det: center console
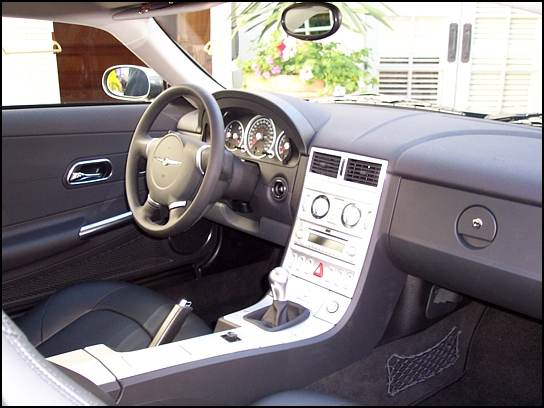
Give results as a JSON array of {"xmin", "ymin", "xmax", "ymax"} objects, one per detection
[
  {"xmin": 48, "ymin": 147, "xmax": 389, "ymax": 397},
  {"xmin": 280, "ymin": 147, "xmax": 388, "ymax": 323}
]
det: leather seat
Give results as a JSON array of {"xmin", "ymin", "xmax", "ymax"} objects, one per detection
[{"xmin": 14, "ymin": 280, "xmax": 212, "ymax": 358}]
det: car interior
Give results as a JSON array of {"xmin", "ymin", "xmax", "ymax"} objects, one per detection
[{"xmin": 2, "ymin": 2, "xmax": 542, "ymax": 406}]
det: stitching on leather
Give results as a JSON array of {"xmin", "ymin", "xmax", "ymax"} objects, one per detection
[
  {"xmin": 95, "ymin": 284, "xmax": 174, "ymax": 338},
  {"xmin": 40, "ymin": 282, "xmax": 172, "ymax": 348},
  {"xmin": 2, "ymin": 313, "xmax": 101, "ymax": 406},
  {"xmin": 90, "ymin": 282, "xmax": 131, "ymax": 311},
  {"xmin": 38, "ymin": 292, "xmax": 56, "ymax": 347},
  {"xmin": 41, "ymin": 282, "xmax": 131, "ymax": 344}
]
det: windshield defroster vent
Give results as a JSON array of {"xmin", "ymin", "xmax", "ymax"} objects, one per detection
[
  {"xmin": 310, "ymin": 152, "xmax": 341, "ymax": 178},
  {"xmin": 344, "ymin": 159, "xmax": 382, "ymax": 187}
]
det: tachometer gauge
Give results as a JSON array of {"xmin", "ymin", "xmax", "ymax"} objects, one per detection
[
  {"xmin": 245, "ymin": 116, "xmax": 276, "ymax": 159},
  {"xmin": 224, "ymin": 120, "xmax": 244, "ymax": 151},
  {"xmin": 275, "ymin": 131, "xmax": 292, "ymax": 162}
]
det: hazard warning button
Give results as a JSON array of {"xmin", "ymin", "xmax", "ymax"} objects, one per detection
[{"xmin": 313, "ymin": 263, "xmax": 324, "ymax": 278}]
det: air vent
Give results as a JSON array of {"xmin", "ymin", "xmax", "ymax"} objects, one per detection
[
  {"xmin": 310, "ymin": 152, "xmax": 341, "ymax": 178},
  {"xmin": 344, "ymin": 159, "xmax": 382, "ymax": 187}
]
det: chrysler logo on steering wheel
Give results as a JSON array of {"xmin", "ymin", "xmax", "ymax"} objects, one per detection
[{"xmin": 154, "ymin": 157, "xmax": 182, "ymax": 166}]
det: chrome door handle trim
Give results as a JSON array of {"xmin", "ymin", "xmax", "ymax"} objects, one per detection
[
  {"xmin": 79, "ymin": 211, "xmax": 133, "ymax": 239},
  {"xmin": 66, "ymin": 159, "xmax": 113, "ymax": 185}
]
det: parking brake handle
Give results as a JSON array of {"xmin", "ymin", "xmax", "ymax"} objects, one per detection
[{"xmin": 149, "ymin": 299, "xmax": 193, "ymax": 347}]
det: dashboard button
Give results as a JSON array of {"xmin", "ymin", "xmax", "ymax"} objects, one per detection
[{"xmin": 326, "ymin": 301, "xmax": 339, "ymax": 313}]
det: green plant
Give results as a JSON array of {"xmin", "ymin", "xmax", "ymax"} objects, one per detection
[
  {"xmin": 230, "ymin": 2, "xmax": 395, "ymax": 42},
  {"xmin": 240, "ymin": 30, "xmax": 377, "ymax": 96}
]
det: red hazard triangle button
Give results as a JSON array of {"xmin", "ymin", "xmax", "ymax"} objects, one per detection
[{"xmin": 313, "ymin": 263, "xmax": 324, "ymax": 278}]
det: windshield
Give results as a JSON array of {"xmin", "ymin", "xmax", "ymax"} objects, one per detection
[{"xmin": 155, "ymin": 2, "xmax": 542, "ymax": 117}]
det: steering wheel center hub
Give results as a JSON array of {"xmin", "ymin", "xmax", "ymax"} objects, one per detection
[{"xmin": 150, "ymin": 134, "xmax": 184, "ymax": 189}]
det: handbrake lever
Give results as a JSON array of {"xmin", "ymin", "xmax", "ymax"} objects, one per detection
[{"xmin": 149, "ymin": 299, "xmax": 193, "ymax": 347}]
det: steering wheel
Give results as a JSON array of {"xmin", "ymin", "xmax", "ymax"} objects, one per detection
[{"xmin": 126, "ymin": 84, "xmax": 224, "ymax": 239}]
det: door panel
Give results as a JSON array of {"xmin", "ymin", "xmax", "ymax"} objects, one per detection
[{"xmin": 2, "ymin": 102, "xmax": 218, "ymax": 315}]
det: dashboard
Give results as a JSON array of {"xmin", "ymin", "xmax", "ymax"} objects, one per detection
[{"xmin": 194, "ymin": 89, "xmax": 542, "ymax": 322}]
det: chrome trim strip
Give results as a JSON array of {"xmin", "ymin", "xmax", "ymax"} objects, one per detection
[
  {"xmin": 79, "ymin": 211, "xmax": 133, "ymax": 239},
  {"xmin": 168, "ymin": 201, "xmax": 187, "ymax": 210},
  {"xmin": 196, "ymin": 145, "xmax": 210, "ymax": 175},
  {"xmin": 147, "ymin": 195, "xmax": 161, "ymax": 208}
]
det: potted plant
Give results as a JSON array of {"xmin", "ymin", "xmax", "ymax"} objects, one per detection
[{"xmin": 240, "ymin": 30, "xmax": 377, "ymax": 97}]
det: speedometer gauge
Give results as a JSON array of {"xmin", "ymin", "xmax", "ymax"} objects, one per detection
[
  {"xmin": 245, "ymin": 116, "xmax": 276, "ymax": 159},
  {"xmin": 224, "ymin": 120, "xmax": 244, "ymax": 151}
]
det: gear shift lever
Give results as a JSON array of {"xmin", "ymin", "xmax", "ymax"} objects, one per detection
[
  {"xmin": 269, "ymin": 266, "xmax": 289, "ymax": 301},
  {"xmin": 243, "ymin": 266, "xmax": 309, "ymax": 331}
]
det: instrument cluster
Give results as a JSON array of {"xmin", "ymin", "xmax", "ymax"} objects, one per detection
[{"xmin": 223, "ymin": 113, "xmax": 293, "ymax": 163}]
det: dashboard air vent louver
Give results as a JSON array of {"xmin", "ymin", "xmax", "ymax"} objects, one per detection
[
  {"xmin": 310, "ymin": 152, "xmax": 341, "ymax": 178},
  {"xmin": 344, "ymin": 159, "xmax": 382, "ymax": 187}
]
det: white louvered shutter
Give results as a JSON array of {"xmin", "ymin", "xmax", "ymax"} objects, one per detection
[
  {"xmin": 375, "ymin": 2, "xmax": 542, "ymax": 115},
  {"xmin": 462, "ymin": 3, "xmax": 542, "ymax": 115},
  {"xmin": 376, "ymin": 2, "xmax": 462, "ymax": 105}
]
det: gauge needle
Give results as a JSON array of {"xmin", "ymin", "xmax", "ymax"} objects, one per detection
[{"xmin": 250, "ymin": 132, "xmax": 262, "ymax": 148}]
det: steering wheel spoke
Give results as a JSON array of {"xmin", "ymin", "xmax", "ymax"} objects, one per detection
[
  {"xmin": 134, "ymin": 198, "xmax": 163, "ymax": 224},
  {"xmin": 126, "ymin": 85, "xmax": 225, "ymax": 238}
]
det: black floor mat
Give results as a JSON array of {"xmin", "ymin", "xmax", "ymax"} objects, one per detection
[
  {"xmin": 418, "ymin": 306, "xmax": 542, "ymax": 406},
  {"xmin": 303, "ymin": 302, "xmax": 542, "ymax": 406},
  {"xmin": 304, "ymin": 301, "xmax": 486, "ymax": 405}
]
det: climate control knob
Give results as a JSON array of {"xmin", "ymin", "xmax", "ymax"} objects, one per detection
[
  {"xmin": 342, "ymin": 203, "xmax": 361, "ymax": 227},
  {"xmin": 311, "ymin": 195, "xmax": 330, "ymax": 219}
]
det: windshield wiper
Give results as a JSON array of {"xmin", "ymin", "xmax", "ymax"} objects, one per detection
[
  {"xmin": 312, "ymin": 92, "xmax": 486, "ymax": 117},
  {"xmin": 484, "ymin": 112, "xmax": 542, "ymax": 127}
]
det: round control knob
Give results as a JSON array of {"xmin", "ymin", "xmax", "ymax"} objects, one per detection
[
  {"xmin": 346, "ymin": 245, "xmax": 357, "ymax": 257},
  {"xmin": 311, "ymin": 195, "xmax": 330, "ymax": 219},
  {"xmin": 296, "ymin": 229, "xmax": 305, "ymax": 239},
  {"xmin": 271, "ymin": 178, "xmax": 288, "ymax": 200},
  {"xmin": 326, "ymin": 301, "xmax": 339, "ymax": 313},
  {"xmin": 342, "ymin": 203, "xmax": 361, "ymax": 228}
]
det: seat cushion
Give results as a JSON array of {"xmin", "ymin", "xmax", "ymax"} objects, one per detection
[{"xmin": 15, "ymin": 280, "xmax": 212, "ymax": 358}]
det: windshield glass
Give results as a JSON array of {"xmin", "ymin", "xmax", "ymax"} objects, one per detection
[{"xmin": 155, "ymin": 2, "xmax": 542, "ymax": 117}]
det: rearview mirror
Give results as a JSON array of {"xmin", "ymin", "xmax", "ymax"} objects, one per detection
[
  {"xmin": 102, "ymin": 65, "xmax": 164, "ymax": 101},
  {"xmin": 281, "ymin": 2, "xmax": 342, "ymax": 41}
]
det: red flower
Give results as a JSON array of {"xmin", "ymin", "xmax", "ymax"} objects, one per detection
[{"xmin": 277, "ymin": 43, "xmax": 286, "ymax": 52}]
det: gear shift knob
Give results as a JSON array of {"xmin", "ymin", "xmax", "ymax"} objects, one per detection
[{"xmin": 269, "ymin": 267, "xmax": 289, "ymax": 301}]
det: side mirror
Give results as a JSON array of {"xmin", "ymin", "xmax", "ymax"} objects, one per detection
[
  {"xmin": 281, "ymin": 2, "xmax": 342, "ymax": 41},
  {"xmin": 102, "ymin": 65, "xmax": 164, "ymax": 101}
]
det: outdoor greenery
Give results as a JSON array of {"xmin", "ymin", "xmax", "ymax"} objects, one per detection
[
  {"xmin": 240, "ymin": 30, "xmax": 377, "ymax": 96},
  {"xmin": 232, "ymin": 2, "xmax": 395, "ymax": 96},
  {"xmin": 230, "ymin": 2, "xmax": 394, "ymax": 41}
]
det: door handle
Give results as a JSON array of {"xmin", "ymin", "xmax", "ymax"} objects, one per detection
[
  {"xmin": 447, "ymin": 23, "xmax": 458, "ymax": 62},
  {"xmin": 66, "ymin": 159, "xmax": 113, "ymax": 186},
  {"xmin": 461, "ymin": 23, "xmax": 472, "ymax": 63}
]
